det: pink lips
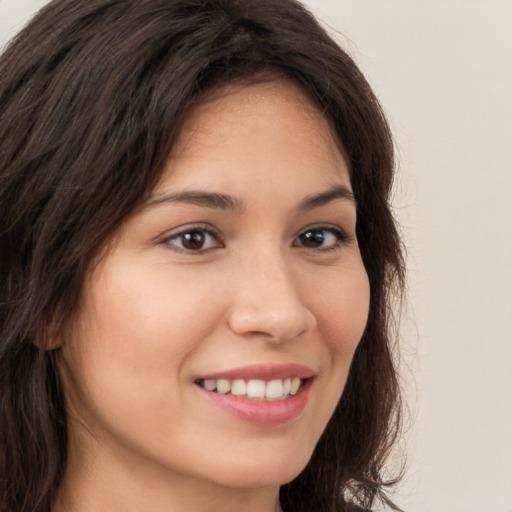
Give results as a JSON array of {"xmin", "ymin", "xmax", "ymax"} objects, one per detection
[
  {"xmin": 195, "ymin": 364, "xmax": 314, "ymax": 426},
  {"xmin": 197, "ymin": 363, "xmax": 314, "ymax": 381}
]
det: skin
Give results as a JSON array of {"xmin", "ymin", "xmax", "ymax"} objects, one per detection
[{"xmin": 54, "ymin": 79, "xmax": 370, "ymax": 512}]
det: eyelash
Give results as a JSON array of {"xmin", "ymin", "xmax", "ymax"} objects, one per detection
[
  {"xmin": 162, "ymin": 224, "xmax": 222, "ymax": 255},
  {"xmin": 293, "ymin": 225, "xmax": 352, "ymax": 252},
  {"xmin": 161, "ymin": 224, "xmax": 352, "ymax": 254}
]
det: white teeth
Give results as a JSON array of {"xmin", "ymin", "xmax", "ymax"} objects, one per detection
[
  {"xmin": 265, "ymin": 379, "xmax": 284, "ymax": 399},
  {"xmin": 198, "ymin": 377, "xmax": 305, "ymax": 400},
  {"xmin": 216, "ymin": 379, "xmax": 231, "ymax": 394},
  {"xmin": 231, "ymin": 379, "xmax": 247, "ymax": 396},
  {"xmin": 283, "ymin": 378, "xmax": 291, "ymax": 396},
  {"xmin": 290, "ymin": 378, "xmax": 301, "ymax": 396},
  {"xmin": 247, "ymin": 379, "xmax": 266, "ymax": 399},
  {"xmin": 203, "ymin": 380, "xmax": 217, "ymax": 391}
]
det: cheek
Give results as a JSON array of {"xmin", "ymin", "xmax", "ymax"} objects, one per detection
[
  {"xmin": 316, "ymin": 264, "xmax": 370, "ymax": 353},
  {"xmin": 309, "ymin": 261, "xmax": 370, "ymax": 425},
  {"xmin": 85, "ymin": 259, "xmax": 224, "ymax": 363},
  {"xmin": 59, "ymin": 260, "xmax": 227, "ymax": 448},
  {"xmin": 62, "ymin": 265, "xmax": 236, "ymax": 443},
  {"xmin": 283, "ymin": 263, "xmax": 370, "ymax": 458}
]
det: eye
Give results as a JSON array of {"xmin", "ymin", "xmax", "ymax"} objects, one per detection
[
  {"xmin": 163, "ymin": 226, "xmax": 222, "ymax": 253},
  {"xmin": 294, "ymin": 226, "xmax": 350, "ymax": 250}
]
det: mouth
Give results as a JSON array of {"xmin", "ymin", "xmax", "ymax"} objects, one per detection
[
  {"xmin": 195, "ymin": 377, "xmax": 307, "ymax": 401},
  {"xmin": 194, "ymin": 364, "xmax": 314, "ymax": 425}
]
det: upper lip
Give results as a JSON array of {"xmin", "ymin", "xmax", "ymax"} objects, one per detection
[{"xmin": 197, "ymin": 363, "xmax": 315, "ymax": 381}]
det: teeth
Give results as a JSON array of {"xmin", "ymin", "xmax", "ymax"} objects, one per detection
[
  {"xmin": 203, "ymin": 380, "xmax": 217, "ymax": 391},
  {"xmin": 247, "ymin": 379, "xmax": 266, "ymax": 398},
  {"xmin": 197, "ymin": 377, "xmax": 305, "ymax": 400},
  {"xmin": 265, "ymin": 379, "xmax": 283, "ymax": 399},
  {"xmin": 231, "ymin": 379, "xmax": 247, "ymax": 396},
  {"xmin": 290, "ymin": 377, "xmax": 301, "ymax": 396},
  {"xmin": 216, "ymin": 379, "xmax": 231, "ymax": 394}
]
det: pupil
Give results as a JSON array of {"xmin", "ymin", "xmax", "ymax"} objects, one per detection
[
  {"xmin": 301, "ymin": 230, "xmax": 324, "ymax": 247},
  {"xmin": 182, "ymin": 231, "xmax": 205, "ymax": 250}
]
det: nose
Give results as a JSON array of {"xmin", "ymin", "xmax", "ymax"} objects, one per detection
[{"xmin": 226, "ymin": 250, "xmax": 317, "ymax": 343}]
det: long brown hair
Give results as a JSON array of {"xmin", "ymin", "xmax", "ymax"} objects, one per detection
[{"xmin": 0, "ymin": 1, "xmax": 405, "ymax": 511}]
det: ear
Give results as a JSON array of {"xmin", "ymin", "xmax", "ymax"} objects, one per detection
[
  {"xmin": 44, "ymin": 335, "xmax": 63, "ymax": 351},
  {"xmin": 33, "ymin": 332, "xmax": 62, "ymax": 351},
  {"xmin": 32, "ymin": 314, "xmax": 64, "ymax": 351}
]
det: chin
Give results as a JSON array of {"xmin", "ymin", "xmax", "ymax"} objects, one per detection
[{"xmin": 196, "ymin": 440, "xmax": 314, "ymax": 490}]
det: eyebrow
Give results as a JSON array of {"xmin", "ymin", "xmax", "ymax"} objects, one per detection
[
  {"xmin": 142, "ymin": 184, "xmax": 355, "ymax": 212},
  {"xmin": 298, "ymin": 185, "xmax": 356, "ymax": 211},
  {"xmin": 142, "ymin": 191, "xmax": 245, "ymax": 212}
]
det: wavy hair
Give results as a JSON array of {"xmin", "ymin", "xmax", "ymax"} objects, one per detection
[{"xmin": 0, "ymin": 1, "xmax": 405, "ymax": 511}]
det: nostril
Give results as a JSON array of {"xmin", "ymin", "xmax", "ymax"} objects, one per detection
[{"xmin": 227, "ymin": 305, "xmax": 316, "ymax": 343}]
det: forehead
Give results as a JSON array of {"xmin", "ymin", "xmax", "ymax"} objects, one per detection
[
  {"xmin": 162, "ymin": 79, "xmax": 350, "ymax": 193},
  {"xmin": 155, "ymin": 79, "xmax": 350, "ymax": 197}
]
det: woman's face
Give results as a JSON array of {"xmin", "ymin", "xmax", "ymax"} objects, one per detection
[{"xmin": 59, "ymin": 80, "xmax": 370, "ymax": 493}]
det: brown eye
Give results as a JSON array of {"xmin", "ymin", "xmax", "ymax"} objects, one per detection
[
  {"xmin": 181, "ymin": 230, "xmax": 207, "ymax": 250},
  {"xmin": 165, "ymin": 227, "xmax": 221, "ymax": 253},
  {"xmin": 298, "ymin": 230, "xmax": 327, "ymax": 248},
  {"xmin": 295, "ymin": 227, "xmax": 349, "ymax": 250}
]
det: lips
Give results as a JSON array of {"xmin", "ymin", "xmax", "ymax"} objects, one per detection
[
  {"xmin": 196, "ymin": 363, "xmax": 314, "ymax": 381},
  {"xmin": 194, "ymin": 364, "xmax": 314, "ymax": 425}
]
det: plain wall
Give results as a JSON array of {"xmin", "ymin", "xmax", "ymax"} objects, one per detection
[{"xmin": 1, "ymin": 1, "xmax": 511, "ymax": 511}]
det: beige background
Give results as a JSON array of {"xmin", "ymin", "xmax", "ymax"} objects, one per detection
[{"xmin": 1, "ymin": 1, "xmax": 511, "ymax": 511}]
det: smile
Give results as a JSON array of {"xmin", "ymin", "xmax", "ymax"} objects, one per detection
[
  {"xmin": 194, "ymin": 364, "xmax": 314, "ymax": 425},
  {"xmin": 195, "ymin": 377, "xmax": 304, "ymax": 400}
]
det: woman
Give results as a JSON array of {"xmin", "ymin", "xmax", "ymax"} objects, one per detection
[{"xmin": 0, "ymin": 1, "xmax": 404, "ymax": 511}]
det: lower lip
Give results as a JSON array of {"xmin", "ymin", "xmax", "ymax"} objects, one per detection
[{"xmin": 196, "ymin": 380, "xmax": 312, "ymax": 426}]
